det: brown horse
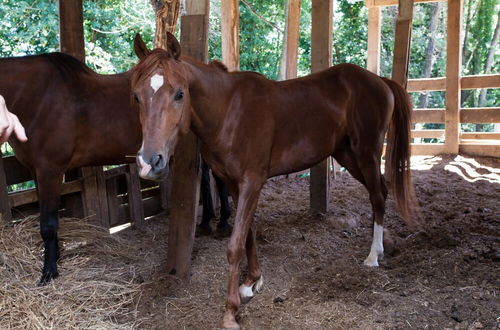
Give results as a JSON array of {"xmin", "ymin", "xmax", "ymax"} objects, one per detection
[
  {"xmin": 132, "ymin": 32, "xmax": 417, "ymax": 329},
  {"xmin": 0, "ymin": 52, "xmax": 142, "ymax": 283}
]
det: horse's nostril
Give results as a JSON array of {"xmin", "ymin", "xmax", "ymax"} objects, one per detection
[{"xmin": 151, "ymin": 154, "xmax": 164, "ymax": 169}]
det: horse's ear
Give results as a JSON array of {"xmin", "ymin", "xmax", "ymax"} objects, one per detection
[
  {"xmin": 134, "ymin": 33, "xmax": 150, "ymax": 59},
  {"xmin": 166, "ymin": 32, "xmax": 181, "ymax": 60}
]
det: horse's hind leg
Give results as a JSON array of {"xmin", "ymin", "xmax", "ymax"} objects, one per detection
[
  {"xmin": 214, "ymin": 174, "xmax": 232, "ymax": 235},
  {"xmin": 36, "ymin": 168, "xmax": 64, "ymax": 284},
  {"xmin": 357, "ymin": 154, "xmax": 388, "ymax": 267},
  {"xmin": 333, "ymin": 147, "xmax": 388, "ymax": 267}
]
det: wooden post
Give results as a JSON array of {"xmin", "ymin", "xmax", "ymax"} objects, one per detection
[
  {"xmin": 310, "ymin": 0, "xmax": 333, "ymax": 214},
  {"xmin": 445, "ymin": 0, "xmax": 462, "ymax": 154},
  {"xmin": 286, "ymin": 0, "xmax": 302, "ymax": 79},
  {"xmin": 221, "ymin": 0, "xmax": 240, "ymax": 71},
  {"xmin": 0, "ymin": 156, "xmax": 12, "ymax": 223},
  {"xmin": 151, "ymin": 0, "xmax": 181, "ymax": 49},
  {"xmin": 366, "ymin": 1, "xmax": 381, "ymax": 74},
  {"xmin": 126, "ymin": 164, "xmax": 145, "ymax": 228},
  {"xmin": 59, "ymin": 0, "xmax": 107, "ymax": 224},
  {"xmin": 156, "ymin": 0, "xmax": 206, "ymax": 280},
  {"xmin": 391, "ymin": 0, "xmax": 414, "ymax": 87}
]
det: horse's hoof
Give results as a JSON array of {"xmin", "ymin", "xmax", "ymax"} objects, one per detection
[
  {"xmin": 215, "ymin": 223, "xmax": 233, "ymax": 238},
  {"xmin": 219, "ymin": 312, "xmax": 240, "ymax": 330},
  {"xmin": 239, "ymin": 275, "xmax": 264, "ymax": 304},
  {"xmin": 38, "ymin": 271, "xmax": 59, "ymax": 286},
  {"xmin": 196, "ymin": 224, "xmax": 213, "ymax": 237},
  {"xmin": 363, "ymin": 258, "xmax": 379, "ymax": 267}
]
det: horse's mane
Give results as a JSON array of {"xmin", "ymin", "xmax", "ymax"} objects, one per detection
[
  {"xmin": 41, "ymin": 52, "xmax": 93, "ymax": 80},
  {"xmin": 131, "ymin": 48, "xmax": 172, "ymax": 88}
]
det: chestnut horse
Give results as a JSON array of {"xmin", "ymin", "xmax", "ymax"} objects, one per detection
[
  {"xmin": 132, "ymin": 33, "xmax": 417, "ymax": 329},
  {"xmin": 0, "ymin": 52, "xmax": 230, "ymax": 284}
]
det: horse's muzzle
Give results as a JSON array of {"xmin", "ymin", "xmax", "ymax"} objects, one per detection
[{"xmin": 137, "ymin": 152, "xmax": 169, "ymax": 181}]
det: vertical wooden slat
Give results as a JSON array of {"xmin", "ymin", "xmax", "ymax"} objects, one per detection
[
  {"xmin": 105, "ymin": 177, "xmax": 119, "ymax": 227},
  {"xmin": 366, "ymin": 4, "xmax": 381, "ymax": 74},
  {"xmin": 95, "ymin": 167, "xmax": 110, "ymax": 228},
  {"xmin": 391, "ymin": 0, "xmax": 414, "ymax": 87},
  {"xmin": 163, "ymin": 0, "xmax": 207, "ymax": 280},
  {"xmin": 445, "ymin": 0, "xmax": 462, "ymax": 154},
  {"xmin": 0, "ymin": 156, "xmax": 12, "ymax": 223},
  {"xmin": 221, "ymin": 0, "xmax": 240, "ymax": 71},
  {"xmin": 286, "ymin": 0, "xmax": 302, "ymax": 79},
  {"xmin": 310, "ymin": 0, "xmax": 333, "ymax": 214},
  {"xmin": 151, "ymin": 0, "xmax": 181, "ymax": 49},
  {"xmin": 58, "ymin": 0, "xmax": 85, "ymax": 63},
  {"xmin": 126, "ymin": 164, "xmax": 145, "ymax": 228}
]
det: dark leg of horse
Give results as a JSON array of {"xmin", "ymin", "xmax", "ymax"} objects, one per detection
[
  {"xmin": 239, "ymin": 223, "xmax": 262, "ymax": 304},
  {"xmin": 36, "ymin": 169, "xmax": 64, "ymax": 284},
  {"xmin": 198, "ymin": 160, "xmax": 215, "ymax": 235},
  {"xmin": 221, "ymin": 177, "xmax": 263, "ymax": 329},
  {"xmin": 214, "ymin": 174, "xmax": 232, "ymax": 235}
]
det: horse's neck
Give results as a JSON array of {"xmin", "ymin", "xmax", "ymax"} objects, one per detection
[{"xmin": 184, "ymin": 61, "xmax": 235, "ymax": 146}]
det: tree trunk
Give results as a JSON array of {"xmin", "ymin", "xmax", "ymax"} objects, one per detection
[
  {"xmin": 151, "ymin": 0, "xmax": 181, "ymax": 48},
  {"xmin": 277, "ymin": 0, "xmax": 290, "ymax": 81},
  {"xmin": 418, "ymin": 2, "xmax": 442, "ymax": 109},
  {"xmin": 478, "ymin": 11, "xmax": 500, "ymax": 107}
]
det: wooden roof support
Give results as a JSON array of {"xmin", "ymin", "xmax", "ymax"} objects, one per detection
[
  {"xmin": 366, "ymin": 3, "xmax": 381, "ymax": 74},
  {"xmin": 221, "ymin": 0, "xmax": 240, "ymax": 71},
  {"xmin": 310, "ymin": 0, "xmax": 333, "ymax": 214},
  {"xmin": 444, "ymin": 0, "xmax": 462, "ymax": 154},
  {"xmin": 164, "ymin": 0, "xmax": 208, "ymax": 281},
  {"xmin": 59, "ymin": 0, "xmax": 111, "ymax": 227},
  {"xmin": 285, "ymin": 0, "xmax": 302, "ymax": 79},
  {"xmin": 391, "ymin": 0, "xmax": 414, "ymax": 87}
]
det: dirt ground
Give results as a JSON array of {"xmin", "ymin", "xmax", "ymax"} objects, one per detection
[
  {"xmin": 2, "ymin": 155, "xmax": 499, "ymax": 329},
  {"xmin": 124, "ymin": 155, "xmax": 499, "ymax": 329}
]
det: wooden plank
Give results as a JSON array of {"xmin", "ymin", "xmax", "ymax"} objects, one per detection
[
  {"xmin": 0, "ymin": 156, "xmax": 12, "ymax": 222},
  {"xmin": 461, "ymin": 132, "xmax": 500, "ymax": 140},
  {"xmin": 460, "ymin": 108, "xmax": 500, "ymax": 123},
  {"xmin": 407, "ymin": 77, "xmax": 446, "ymax": 92},
  {"xmin": 391, "ymin": 0, "xmax": 414, "ymax": 88},
  {"xmin": 106, "ymin": 177, "xmax": 120, "ymax": 227},
  {"xmin": 285, "ymin": 0, "xmax": 302, "ymax": 79},
  {"xmin": 221, "ymin": 0, "xmax": 240, "ymax": 71},
  {"xmin": 444, "ymin": 0, "xmax": 463, "ymax": 154},
  {"xmin": 162, "ymin": 2, "xmax": 206, "ymax": 280},
  {"xmin": 310, "ymin": 0, "xmax": 333, "ymax": 214},
  {"xmin": 412, "ymin": 109, "xmax": 445, "ymax": 123},
  {"xmin": 152, "ymin": 0, "xmax": 181, "ymax": 49},
  {"xmin": 9, "ymin": 179, "xmax": 83, "ymax": 208},
  {"xmin": 367, "ymin": 6, "xmax": 381, "ymax": 74},
  {"xmin": 3, "ymin": 155, "xmax": 32, "ymax": 185},
  {"xmin": 58, "ymin": 0, "xmax": 85, "ymax": 62},
  {"xmin": 459, "ymin": 144, "xmax": 500, "ymax": 157},
  {"xmin": 370, "ymin": 0, "xmax": 446, "ymax": 6},
  {"xmin": 104, "ymin": 165, "xmax": 128, "ymax": 179},
  {"xmin": 126, "ymin": 164, "xmax": 145, "ymax": 228},
  {"xmin": 410, "ymin": 144, "xmax": 446, "ymax": 155},
  {"xmin": 95, "ymin": 167, "xmax": 110, "ymax": 228},
  {"xmin": 461, "ymin": 74, "xmax": 500, "ymax": 90},
  {"xmin": 411, "ymin": 129, "xmax": 445, "ymax": 139}
]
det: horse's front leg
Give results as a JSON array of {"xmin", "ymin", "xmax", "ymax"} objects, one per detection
[
  {"xmin": 221, "ymin": 177, "xmax": 263, "ymax": 330},
  {"xmin": 36, "ymin": 168, "xmax": 64, "ymax": 285}
]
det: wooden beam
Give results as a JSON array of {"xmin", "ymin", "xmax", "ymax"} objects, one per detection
[
  {"xmin": 0, "ymin": 156, "xmax": 12, "ymax": 222},
  {"xmin": 310, "ymin": 0, "xmax": 333, "ymax": 214},
  {"xmin": 461, "ymin": 74, "xmax": 500, "ymax": 90},
  {"xmin": 444, "ymin": 0, "xmax": 462, "ymax": 154},
  {"xmin": 391, "ymin": 0, "xmax": 414, "ymax": 88},
  {"xmin": 459, "ymin": 144, "xmax": 500, "ymax": 157},
  {"xmin": 126, "ymin": 164, "xmax": 145, "ymax": 228},
  {"xmin": 221, "ymin": 0, "xmax": 240, "ymax": 71},
  {"xmin": 410, "ymin": 143, "xmax": 446, "ymax": 155},
  {"xmin": 460, "ymin": 108, "xmax": 500, "ymax": 123},
  {"xmin": 369, "ymin": 0, "xmax": 446, "ymax": 6},
  {"xmin": 407, "ymin": 77, "xmax": 446, "ymax": 92},
  {"xmin": 9, "ymin": 179, "xmax": 83, "ymax": 208},
  {"xmin": 163, "ymin": 0, "xmax": 207, "ymax": 280},
  {"xmin": 285, "ymin": 0, "xmax": 302, "ymax": 79},
  {"xmin": 151, "ymin": 0, "xmax": 181, "ymax": 49},
  {"xmin": 412, "ymin": 109, "xmax": 445, "ymax": 123},
  {"xmin": 58, "ymin": 0, "xmax": 85, "ymax": 62},
  {"xmin": 367, "ymin": 5, "xmax": 381, "ymax": 74},
  {"xmin": 461, "ymin": 132, "xmax": 500, "ymax": 140},
  {"xmin": 411, "ymin": 129, "xmax": 445, "ymax": 139}
]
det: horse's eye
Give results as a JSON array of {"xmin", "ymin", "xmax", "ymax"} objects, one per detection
[
  {"xmin": 174, "ymin": 89, "xmax": 184, "ymax": 101},
  {"xmin": 134, "ymin": 94, "xmax": 140, "ymax": 103}
]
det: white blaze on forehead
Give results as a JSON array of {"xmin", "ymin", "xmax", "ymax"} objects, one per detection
[{"xmin": 150, "ymin": 74, "xmax": 164, "ymax": 93}]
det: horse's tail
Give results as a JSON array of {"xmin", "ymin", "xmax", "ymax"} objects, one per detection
[{"xmin": 381, "ymin": 77, "xmax": 419, "ymax": 227}]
